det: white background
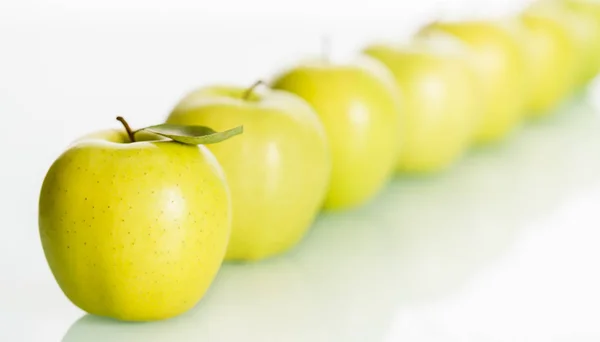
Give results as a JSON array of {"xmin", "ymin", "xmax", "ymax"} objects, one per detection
[{"xmin": 2, "ymin": 0, "xmax": 600, "ymax": 341}]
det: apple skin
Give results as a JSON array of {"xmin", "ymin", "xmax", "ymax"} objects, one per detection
[
  {"xmin": 167, "ymin": 86, "xmax": 331, "ymax": 261},
  {"xmin": 38, "ymin": 129, "xmax": 231, "ymax": 322},
  {"xmin": 512, "ymin": 14, "xmax": 576, "ymax": 116},
  {"xmin": 418, "ymin": 21, "xmax": 526, "ymax": 144},
  {"xmin": 271, "ymin": 57, "xmax": 401, "ymax": 210},
  {"xmin": 528, "ymin": 0, "xmax": 600, "ymax": 88},
  {"xmin": 363, "ymin": 42, "xmax": 479, "ymax": 173},
  {"xmin": 561, "ymin": 0, "xmax": 600, "ymax": 83}
]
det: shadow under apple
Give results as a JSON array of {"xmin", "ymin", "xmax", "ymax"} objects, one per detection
[{"xmin": 61, "ymin": 98, "xmax": 600, "ymax": 342}]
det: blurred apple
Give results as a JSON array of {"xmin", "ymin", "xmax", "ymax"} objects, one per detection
[
  {"xmin": 528, "ymin": 0, "xmax": 600, "ymax": 88},
  {"xmin": 564, "ymin": 0, "xmax": 600, "ymax": 25},
  {"xmin": 271, "ymin": 56, "xmax": 401, "ymax": 210},
  {"xmin": 363, "ymin": 38, "xmax": 480, "ymax": 173},
  {"xmin": 417, "ymin": 20, "xmax": 526, "ymax": 144},
  {"xmin": 167, "ymin": 84, "xmax": 331, "ymax": 261},
  {"xmin": 510, "ymin": 13, "xmax": 575, "ymax": 117},
  {"xmin": 563, "ymin": 0, "xmax": 600, "ymax": 81}
]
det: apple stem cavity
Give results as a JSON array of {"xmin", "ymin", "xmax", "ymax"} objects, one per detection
[
  {"xmin": 242, "ymin": 80, "xmax": 265, "ymax": 100},
  {"xmin": 116, "ymin": 116, "xmax": 136, "ymax": 143}
]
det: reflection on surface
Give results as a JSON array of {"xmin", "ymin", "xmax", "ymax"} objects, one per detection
[{"xmin": 62, "ymin": 98, "xmax": 600, "ymax": 342}]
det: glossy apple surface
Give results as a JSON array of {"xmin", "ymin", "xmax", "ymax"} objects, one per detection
[
  {"xmin": 418, "ymin": 21, "xmax": 526, "ymax": 144},
  {"xmin": 167, "ymin": 86, "xmax": 331, "ymax": 261},
  {"xmin": 271, "ymin": 57, "xmax": 401, "ymax": 210},
  {"xmin": 364, "ymin": 39, "xmax": 480, "ymax": 172},
  {"xmin": 39, "ymin": 129, "xmax": 231, "ymax": 321}
]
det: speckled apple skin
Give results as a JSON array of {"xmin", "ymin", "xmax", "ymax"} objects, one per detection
[{"xmin": 38, "ymin": 130, "xmax": 231, "ymax": 321}]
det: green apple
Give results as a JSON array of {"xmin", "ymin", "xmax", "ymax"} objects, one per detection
[
  {"xmin": 562, "ymin": 0, "xmax": 600, "ymax": 82},
  {"xmin": 270, "ymin": 56, "xmax": 401, "ymax": 210},
  {"xmin": 417, "ymin": 20, "xmax": 526, "ymax": 144},
  {"xmin": 528, "ymin": 0, "xmax": 600, "ymax": 88},
  {"xmin": 564, "ymin": 0, "xmax": 600, "ymax": 28},
  {"xmin": 39, "ymin": 118, "xmax": 241, "ymax": 321},
  {"xmin": 363, "ymin": 38, "xmax": 480, "ymax": 173},
  {"xmin": 167, "ymin": 84, "xmax": 331, "ymax": 261},
  {"xmin": 511, "ymin": 13, "xmax": 576, "ymax": 116}
]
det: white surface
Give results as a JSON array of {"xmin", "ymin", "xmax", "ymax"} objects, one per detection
[{"xmin": 2, "ymin": 0, "xmax": 600, "ymax": 341}]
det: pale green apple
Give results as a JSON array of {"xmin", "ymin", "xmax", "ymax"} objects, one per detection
[
  {"xmin": 364, "ymin": 38, "xmax": 480, "ymax": 173},
  {"xmin": 167, "ymin": 85, "xmax": 331, "ymax": 261},
  {"xmin": 511, "ymin": 13, "xmax": 576, "ymax": 116},
  {"xmin": 528, "ymin": 0, "xmax": 600, "ymax": 88},
  {"xmin": 562, "ymin": 0, "xmax": 600, "ymax": 81},
  {"xmin": 270, "ymin": 56, "xmax": 402, "ymax": 210},
  {"xmin": 564, "ymin": 0, "xmax": 600, "ymax": 28},
  {"xmin": 39, "ymin": 124, "xmax": 234, "ymax": 321},
  {"xmin": 418, "ymin": 20, "xmax": 526, "ymax": 144}
]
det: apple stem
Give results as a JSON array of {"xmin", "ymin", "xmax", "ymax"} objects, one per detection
[
  {"xmin": 116, "ymin": 116, "xmax": 136, "ymax": 143},
  {"xmin": 242, "ymin": 80, "xmax": 264, "ymax": 100}
]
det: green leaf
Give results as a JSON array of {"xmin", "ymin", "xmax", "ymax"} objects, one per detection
[{"xmin": 139, "ymin": 124, "xmax": 243, "ymax": 145}]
